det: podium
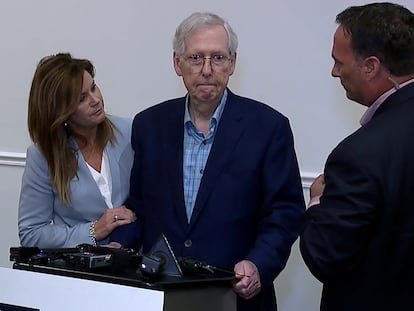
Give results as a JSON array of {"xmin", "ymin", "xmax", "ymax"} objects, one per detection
[
  {"xmin": 0, "ymin": 267, "xmax": 163, "ymax": 311},
  {"xmin": 1, "ymin": 263, "xmax": 236, "ymax": 311}
]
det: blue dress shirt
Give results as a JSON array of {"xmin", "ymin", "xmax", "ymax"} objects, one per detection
[{"xmin": 183, "ymin": 90, "xmax": 227, "ymax": 221}]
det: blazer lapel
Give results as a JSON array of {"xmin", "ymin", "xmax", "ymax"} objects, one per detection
[
  {"xmin": 162, "ymin": 99, "xmax": 189, "ymax": 229},
  {"xmin": 70, "ymin": 138, "xmax": 108, "ymax": 211},
  {"xmin": 106, "ymin": 143, "xmax": 121, "ymax": 206}
]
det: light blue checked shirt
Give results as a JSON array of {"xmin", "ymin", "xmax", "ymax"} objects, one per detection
[{"xmin": 183, "ymin": 90, "xmax": 228, "ymax": 222}]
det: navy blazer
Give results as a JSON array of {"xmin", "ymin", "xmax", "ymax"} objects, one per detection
[
  {"xmin": 300, "ymin": 82, "xmax": 414, "ymax": 310},
  {"xmin": 124, "ymin": 89, "xmax": 305, "ymax": 310}
]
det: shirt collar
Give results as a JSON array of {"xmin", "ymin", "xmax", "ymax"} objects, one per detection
[{"xmin": 360, "ymin": 78, "xmax": 414, "ymax": 125}]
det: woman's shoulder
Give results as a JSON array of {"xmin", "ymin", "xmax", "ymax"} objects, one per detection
[
  {"xmin": 107, "ymin": 115, "xmax": 132, "ymax": 128},
  {"xmin": 107, "ymin": 115, "xmax": 132, "ymax": 135},
  {"xmin": 26, "ymin": 143, "xmax": 43, "ymax": 159},
  {"xmin": 24, "ymin": 144, "xmax": 49, "ymax": 172},
  {"xmin": 106, "ymin": 115, "xmax": 132, "ymax": 149}
]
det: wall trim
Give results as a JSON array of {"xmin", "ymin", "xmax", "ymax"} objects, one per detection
[
  {"xmin": 301, "ymin": 171, "xmax": 319, "ymax": 189},
  {"xmin": 0, "ymin": 152, "xmax": 26, "ymax": 167},
  {"xmin": 0, "ymin": 151, "xmax": 319, "ymax": 187}
]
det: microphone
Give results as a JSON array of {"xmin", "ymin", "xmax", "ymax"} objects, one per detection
[
  {"xmin": 136, "ymin": 234, "xmax": 184, "ymax": 281},
  {"xmin": 178, "ymin": 257, "xmax": 234, "ymax": 276},
  {"xmin": 139, "ymin": 252, "xmax": 167, "ymax": 280}
]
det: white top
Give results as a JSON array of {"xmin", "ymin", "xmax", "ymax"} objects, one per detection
[{"xmin": 86, "ymin": 151, "xmax": 113, "ymax": 208}]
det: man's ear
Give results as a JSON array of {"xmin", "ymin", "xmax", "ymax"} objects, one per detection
[
  {"xmin": 228, "ymin": 52, "xmax": 237, "ymax": 76},
  {"xmin": 173, "ymin": 52, "xmax": 183, "ymax": 77},
  {"xmin": 363, "ymin": 56, "xmax": 380, "ymax": 75}
]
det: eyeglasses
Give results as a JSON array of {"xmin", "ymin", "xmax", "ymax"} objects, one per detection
[{"xmin": 184, "ymin": 54, "xmax": 231, "ymax": 72}]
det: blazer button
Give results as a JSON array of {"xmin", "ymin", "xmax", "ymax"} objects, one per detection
[{"xmin": 184, "ymin": 239, "xmax": 192, "ymax": 247}]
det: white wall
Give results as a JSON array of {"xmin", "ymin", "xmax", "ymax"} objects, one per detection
[{"xmin": 1, "ymin": 1, "xmax": 413, "ymax": 310}]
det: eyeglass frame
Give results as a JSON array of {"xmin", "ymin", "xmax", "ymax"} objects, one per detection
[{"xmin": 182, "ymin": 53, "xmax": 233, "ymax": 71}]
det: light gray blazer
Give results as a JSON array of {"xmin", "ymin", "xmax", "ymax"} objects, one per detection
[{"xmin": 18, "ymin": 115, "xmax": 133, "ymax": 248}]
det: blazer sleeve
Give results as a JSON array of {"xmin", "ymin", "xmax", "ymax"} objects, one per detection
[
  {"xmin": 245, "ymin": 117, "xmax": 305, "ymax": 288},
  {"xmin": 18, "ymin": 145, "xmax": 92, "ymax": 248}
]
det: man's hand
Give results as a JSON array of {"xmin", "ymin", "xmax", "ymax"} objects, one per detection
[
  {"xmin": 310, "ymin": 174, "xmax": 325, "ymax": 199},
  {"xmin": 233, "ymin": 260, "xmax": 261, "ymax": 300}
]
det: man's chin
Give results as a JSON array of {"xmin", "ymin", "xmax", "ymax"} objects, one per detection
[
  {"xmin": 198, "ymin": 90, "xmax": 217, "ymax": 101},
  {"xmin": 345, "ymin": 92, "xmax": 365, "ymax": 105}
]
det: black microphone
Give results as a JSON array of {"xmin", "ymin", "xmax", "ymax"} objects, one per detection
[{"xmin": 139, "ymin": 252, "xmax": 167, "ymax": 280}]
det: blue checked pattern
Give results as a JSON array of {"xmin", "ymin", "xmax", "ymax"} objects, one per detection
[{"xmin": 183, "ymin": 91, "xmax": 227, "ymax": 222}]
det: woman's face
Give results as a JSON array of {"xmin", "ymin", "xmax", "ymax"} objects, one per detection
[{"xmin": 67, "ymin": 70, "xmax": 105, "ymax": 132}]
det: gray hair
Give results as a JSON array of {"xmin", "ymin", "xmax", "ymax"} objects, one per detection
[{"xmin": 173, "ymin": 12, "xmax": 238, "ymax": 56}]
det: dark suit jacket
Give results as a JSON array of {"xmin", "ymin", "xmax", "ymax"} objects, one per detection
[
  {"xmin": 300, "ymin": 82, "xmax": 414, "ymax": 311},
  {"xmin": 123, "ymin": 89, "xmax": 304, "ymax": 310}
]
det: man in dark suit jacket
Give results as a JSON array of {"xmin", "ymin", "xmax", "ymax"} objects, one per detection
[
  {"xmin": 300, "ymin": 3, "xmax": 414, "ymax": 310},
  {"xmin": 125, "ymin": 12, "xmax": 305, "ymax": 311}
]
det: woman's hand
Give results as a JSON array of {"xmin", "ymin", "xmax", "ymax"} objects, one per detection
[{"xmin": 94, "ymin": 205, "xmax": 136, "ymax": 241}]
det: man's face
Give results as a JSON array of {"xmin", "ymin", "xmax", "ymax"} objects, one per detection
[
  {"xmin": 331, "ymin": 25, "xmax": 367, "ymax": 106},
  {"xmin": 173, "ymin": 25, "xmax": 236, "ymax": 107}
]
